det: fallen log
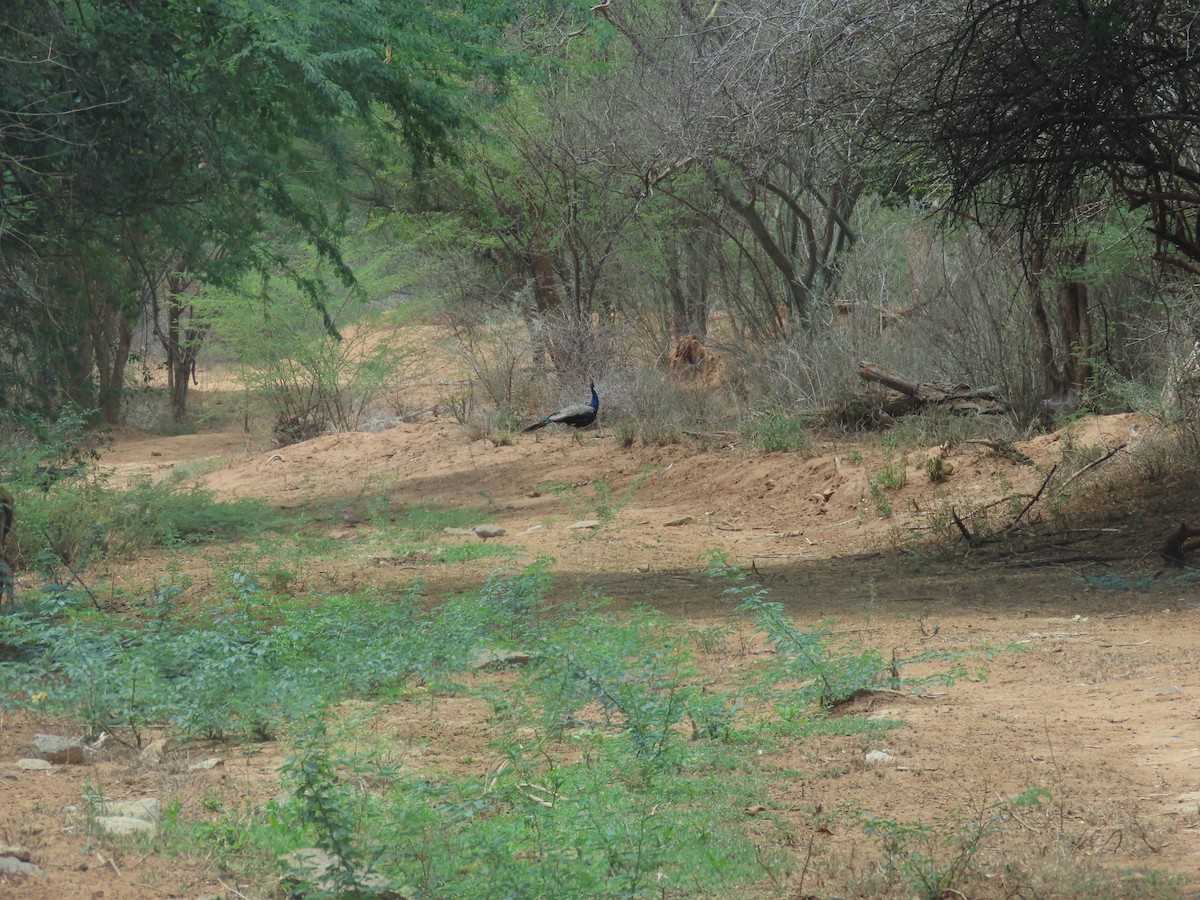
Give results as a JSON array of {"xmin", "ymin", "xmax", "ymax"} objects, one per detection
[{"xmin": 856, "ymin": 361, "xmax": 1011, "ymax": 417}]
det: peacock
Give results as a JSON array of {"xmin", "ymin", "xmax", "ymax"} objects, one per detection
[{"xmin": 523, "ymin": 381, "xmax": 599, "ymax": 433}]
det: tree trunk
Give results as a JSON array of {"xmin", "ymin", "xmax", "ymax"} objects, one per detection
[
  {"xmin": 1057, "ymin": 243, "xmax": 1091, "ymax": 392},
  {"xmin": 1027, "ymin": 245, "xmax": 1067, "ymax": 398},
  {"xmin": 667, "ymin": 238, "xmax": 710, "ymax": 339},
  {"xmin": 165, "ymin": 283, "xmax": 206, "ymax": 421},
  {"xmin": 92, "ymin": 303, "xmax": 134, "ymax": 425}
]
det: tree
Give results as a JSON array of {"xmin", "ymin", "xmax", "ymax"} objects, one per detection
[
  {"xmin": 0, "ymin": 0, "xmax": 517, "ymax": 422},
  {"xmin": 886, "ymin": 0, "xmax": 1200, "ymax": 273},
  {"xmin": 592, "ymin": 0, "xmax": 896, "ymax": 332}
]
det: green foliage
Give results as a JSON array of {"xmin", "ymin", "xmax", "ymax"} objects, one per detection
[
  {"xmin": 434, "ymin": 542, "xmax": 517, "ymax": 564},
  {"xmin": 863, "ymin": 789, "xmax": 1052, "ymax": 899},
  {"xmin": 745, "ymin": 411, "xmax": 810, "ymax": 452},
  {"xmin": 279, "ymin": 717, "xmax": 375, "ymax": 894},
  {"xmin": 539, "ymin": 467, "xmax": 655, "ymax": 529},
  {"xmin": 395, "ymin": 505, "xmax": 488, "ymax": 539},
  {"xmin": 515, "ymin": 609, "xmax": 712, "ymax": 760},
  {"xmin": 197, "ymin": 269, "xmax": 418, "ymax": 442},
  {"xmin": 0, "ymin": 581, "xmax": 437, "ymax": 741},
  {"xmin": 0, "ymin": 441, "xmax": 282, "ymax": 615},
  {"xmin": 868, "ymin": 459, "xmax": 907, "ymax": 518},
  {"xmin": 921, "ymin": 454, "xmax": 949, "ymax": 482},
  {"xmin": 264, "ymin": 730, "xmax": 764, "ymax": 898},
  {"xmin": 0, "ymin": 0, "xmax": 518, "ymax": 419},
  {"xmin": 703, "ymin": 551, "xmax": 969, "ymax": 711},
  {"xmin": 871, "ymin": 459, "xmax": 908, "ymax": 491}
]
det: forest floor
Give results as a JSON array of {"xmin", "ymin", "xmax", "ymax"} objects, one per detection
[{"xmin": 3, "ymin": 380, "xmax": 1200, "ymax": 897}]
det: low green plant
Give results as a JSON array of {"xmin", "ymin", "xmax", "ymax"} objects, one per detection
[
  {"xmin": 394, "ymin": 505, "xmax": 486, "ymax": 540},
  {"xmin": 539, "ymin": 466, "xmax": 655, "ymax": 529},
  {"xmin": 745, "ymin": 411, "xmax": 809, "ymax": 452},
  {"xmin": 703, "ymin": 551, "xmax": 971, "ymax": 711},
  {"xmin": 922, "ymin": 455, "xmax": 949, "ymax": 482},
  {"xmin": 0, "ymin": 577, "xmax": 441, "ymax": 742},
  {"xmin": 871, "ymin": 459, "xmax": 907, "ymax": 491},
  {"xmin": 436, "ymin": 542, "xmax": 518, "ymax": 564},
  {"xmin": 863, "ymin": 789, "xmax": 1052, "ymax": 899},
  {"xmin": 4, "ymin": 476, "xmax": 283, "ymax": 580}
]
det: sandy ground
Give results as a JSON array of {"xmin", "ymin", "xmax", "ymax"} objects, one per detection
[{"xmin": 4, "ymin": 401, "xmax": 1200, "ymax": 897}]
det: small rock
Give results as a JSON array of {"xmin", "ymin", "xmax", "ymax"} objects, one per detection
[
  {"xmin": 188, "ymin": 758, "xmax": 224, "ymax": 771},
  {"xmin": 94, "ymin": 816, "xmax": 157, "ymax": 838},
  {"xmin": 568, "ymin": 519, "xmax": 601, "ymax": 530},
  {"xmin": 0, "ymin": 844, "xmax": 32, "ymax": 861},
  {"xmin": 98, "ymin": 798, "xmax": 162, "ymax": 821},
  {"xmin": 663, "ymin": 515, "xmax": 694, "ymax": 527},
  {"xmin": 865, "ymin": 750, "xmax": 896, "ymax": 765},
  {"xmin": 279, "ymin": 848, "xmax": 403, "ymax": 898},
  {"xmin": 0, "ymin": 856, "xmax": 42, "ymax": 878},
  {"xmin": 31, "ymin": 734, "xmax": 85, "ymax": 765},
  {"xmin": 15, "ymin": 758, "xmax": 54, "ymax": 771},
  {"xmin": 471, "ymin": 524, "xmax": 506, "ymax": 540}
]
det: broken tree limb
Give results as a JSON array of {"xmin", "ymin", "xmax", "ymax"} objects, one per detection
[
  {"xmin": 1005, "ymin": 464, "xmax": 1057, "ymax": 532},
  {"xmin": 1058, "ymin": 442, "xmax": 1127, "ymax": 491},
  {"xmin": 856, "ymin": 361, "xmax": 1011, "ymax": 417},
  {"xmin": 1162, "ymin": 521, "xmax": 1200, "ymax": 564},
  {"xmin": 963, "ymin": 438, "xmax": 1035, "ymax": 465}
]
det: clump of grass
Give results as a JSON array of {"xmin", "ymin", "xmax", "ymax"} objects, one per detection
[
  {"xmin": 6, "ymin": 476, "xmax": 285, "ymax": 574},
  {"xmin": 922, "ymin": 454, "xmax": 949, "ymax": 482},
  {"xmin": 539, "ymin": 467, "xmax": 655, "ymax": 530},
  {"xmin": 868, "ymin": 459, "xmax": 907, "ymax": 517},
  {"xmin": 394, "ymin": 505, "xmax": 488, "ymax": 540},
  {"xmin": 603, "ymin": 369, "xmax": 734, "ymax": 447},
  {"xmin": 744, "ymin": 411, "xmax": 809, "ymax": 452}
]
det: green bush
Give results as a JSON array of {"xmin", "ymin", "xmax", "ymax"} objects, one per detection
[{"xmin": 745, "ymin": 411, "xmax": 809, "ymax": 452}]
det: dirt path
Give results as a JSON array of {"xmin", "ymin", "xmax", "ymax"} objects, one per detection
[{"xmin": 4, "ymin": 409, "xmax": 1200, "ymax": 897}]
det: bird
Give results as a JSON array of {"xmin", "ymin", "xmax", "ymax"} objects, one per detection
[
  {"xmin": 472, "ymin": 524, "xmax": 506, "ymax": 541},
  {"xmin": 523, "ymin": 381, "xmax": 599, "ymax": 433}
]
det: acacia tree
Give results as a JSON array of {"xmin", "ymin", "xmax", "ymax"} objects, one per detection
[
  {"xmin": 0, "ymin": 0, "xmax": 516, "ymax": 422},
  {"xmin": 881, "ymin": 0, "xmax": 1200, "ymax": 397}
]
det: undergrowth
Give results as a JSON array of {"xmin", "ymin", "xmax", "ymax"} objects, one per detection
[{"xmin": 0, "ymin": 471, "xmax": 1181, "ymax": 898}]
